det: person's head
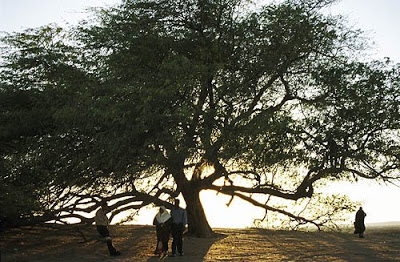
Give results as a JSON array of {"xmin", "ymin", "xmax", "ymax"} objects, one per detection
[
  {"xmin": 159, "ymin": 206, "xmax": 166, "ymax": 214},
  {"xmin": 359, "ymin": 207, "xmax": 363, "ymax": 210},
  {"xmin": 174, "ymin": 199, "xmax": 180, "ymax": 207}
]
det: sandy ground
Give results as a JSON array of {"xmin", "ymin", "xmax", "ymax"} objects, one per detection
[{"xmin": 1, "ymin": 224, "xmax": 400, "ymax": 261}]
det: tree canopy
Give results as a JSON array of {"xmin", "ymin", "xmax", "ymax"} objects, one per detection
[{"xmin": 1, "ymin": 0, "xmax": 399, "ymax": 236}]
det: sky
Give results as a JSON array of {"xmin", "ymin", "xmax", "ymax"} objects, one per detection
[
  {"xmin": 329, "ymin": 0, "xmax": 400, "ymax": 61},
  {"xmin": 1, "ymin": 0, "xmax": 399, "ymax": 228}
]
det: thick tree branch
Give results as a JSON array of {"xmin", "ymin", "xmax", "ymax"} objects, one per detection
[{"xmin": 208, "ymin": 186, "xmax": 323, "ymax": 230}]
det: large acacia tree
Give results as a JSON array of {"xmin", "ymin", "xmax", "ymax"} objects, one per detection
[{"xmin": 1, "ymin": 0, "xmax": 399, "ymax": 236}]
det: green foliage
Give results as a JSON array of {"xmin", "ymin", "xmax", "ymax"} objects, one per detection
[{"xmin": 0, "ymin": 0, "xmax": 399, "ymax": 230}]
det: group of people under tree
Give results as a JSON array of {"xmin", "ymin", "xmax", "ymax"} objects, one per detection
[
  {"xmin": 94, "ymin": 199, "xmax": 365, "ymax": 257},
  {"xmin": 153, "ymin": 199, "xmax": 188, "ymax": 257},
  {"xmin": 94, "ymin": 199, "xmax": 187, "ymax": 257}
]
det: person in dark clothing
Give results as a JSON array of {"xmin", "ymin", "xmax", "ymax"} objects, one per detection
[
  {"xmin": 326, "ymin": 133, "xmax": 339, "ymax": 167},
  {"xmin": 354, "ymin": 207, "xmax": 367, "ymax": 238},
  {"xmin": 170, "ymin": 199, "xmax": 187, "ymax": 257},
  {"xmin": 95, "ymin": 202, "xmax": 121, "ymax": 256},
  {"xmin": 153, "ymin": 206, "xmax": 172, "ymax": 256}
]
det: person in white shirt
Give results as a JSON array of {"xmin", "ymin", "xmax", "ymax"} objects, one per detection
[
  {"xmin": 95, "ymin": 202, "xmax": 121, "ymax": 256},
  {"xmin": 152, "ymin": 206, "xmax": 172, "ymax": 256}
]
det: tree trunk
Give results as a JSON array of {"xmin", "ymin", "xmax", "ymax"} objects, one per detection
[{"xmin": 182, "ymin": 186, "xmax": 213, "ymax": 238}]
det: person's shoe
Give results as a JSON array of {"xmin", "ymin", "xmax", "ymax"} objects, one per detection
[
  {"xmin": 179, "ymin": 253, "xmax": 184, "ymax": 256},
  {"xmin": 110, "ymin": 251, "xmax": 121, "ymax": 256},
  {"xmin": 169, "ymin": 253, "xmax": 176, "ymax": 257}
]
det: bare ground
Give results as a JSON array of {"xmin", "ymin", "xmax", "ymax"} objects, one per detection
[{"xmin": 1, "ymin": 224, "xmax": 400, "ymax": 261}]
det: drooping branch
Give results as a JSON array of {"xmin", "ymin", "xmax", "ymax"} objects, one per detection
[
  {"xmin": 207, "ymin": 180, "xmax": 310, "ymax": 202},
  {"xmin": 208, "ymin": 185, "xmax": 323, "ymax": 230},
  {"xmin": 37, "ymin": 187, "xmax": 177, "ymax": 225},
  {"xmin": 203, "ymin": 165, "xmax": 316, "ymax": 200}
]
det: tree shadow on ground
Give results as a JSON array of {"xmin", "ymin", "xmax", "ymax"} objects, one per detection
[
  {"xmin": 2, "ymin": 225, "xmax": 400, "ymax": 261},
  {"xmin": 1, "ymin": 225, "xmax": 227, "ymax": 262},
  {"xmin": 208, "ymin": 228, "xmax": 400, "ymax": 261},
  {"xmin": 146, "ymin": 232, "xmax": 227, "ymax": 262}
]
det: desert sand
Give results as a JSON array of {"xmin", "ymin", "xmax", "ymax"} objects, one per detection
[{"xmin": 1, "ymin": 224, "xmax": 400, "ymax": 261}]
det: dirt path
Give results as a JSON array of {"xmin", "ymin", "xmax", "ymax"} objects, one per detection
[{"xmin": 1, "ymin": 225, "xmax": 400, "ymax": 261}]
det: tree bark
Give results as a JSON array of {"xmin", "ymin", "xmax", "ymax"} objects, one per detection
[{"xmin": 182, "ymin": 186, "xmax": 213, "ymax": 238}]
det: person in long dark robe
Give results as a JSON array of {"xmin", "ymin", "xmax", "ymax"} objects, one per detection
[
  {"xmin": 153, "ymin": 206, "xmax": 172, "ymax": 256},
  {"xmin": 354, "ymin": 207, "xmax": 367, "ymax": 238}
]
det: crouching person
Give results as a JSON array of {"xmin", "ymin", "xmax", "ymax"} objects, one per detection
[{"xmin": 95, "ymin": 202, "xmax": 121, "ymax": 256}]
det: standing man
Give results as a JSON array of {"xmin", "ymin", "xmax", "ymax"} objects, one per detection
[
  {"xmin": 170, "ymin": 199, "xmax": 187, "ymax": 257},
  {"xmin": 95, "ymin": 202, "xmax": 121, "ymax": 256},
  {"xmin": 353, "ymin": 207, "xmax": 367, "ymax": 238}
]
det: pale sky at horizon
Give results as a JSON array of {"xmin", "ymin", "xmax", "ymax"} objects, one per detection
[{"xmin": 0, "ymin": 0, "xmax": 399, "ymax": 227}]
